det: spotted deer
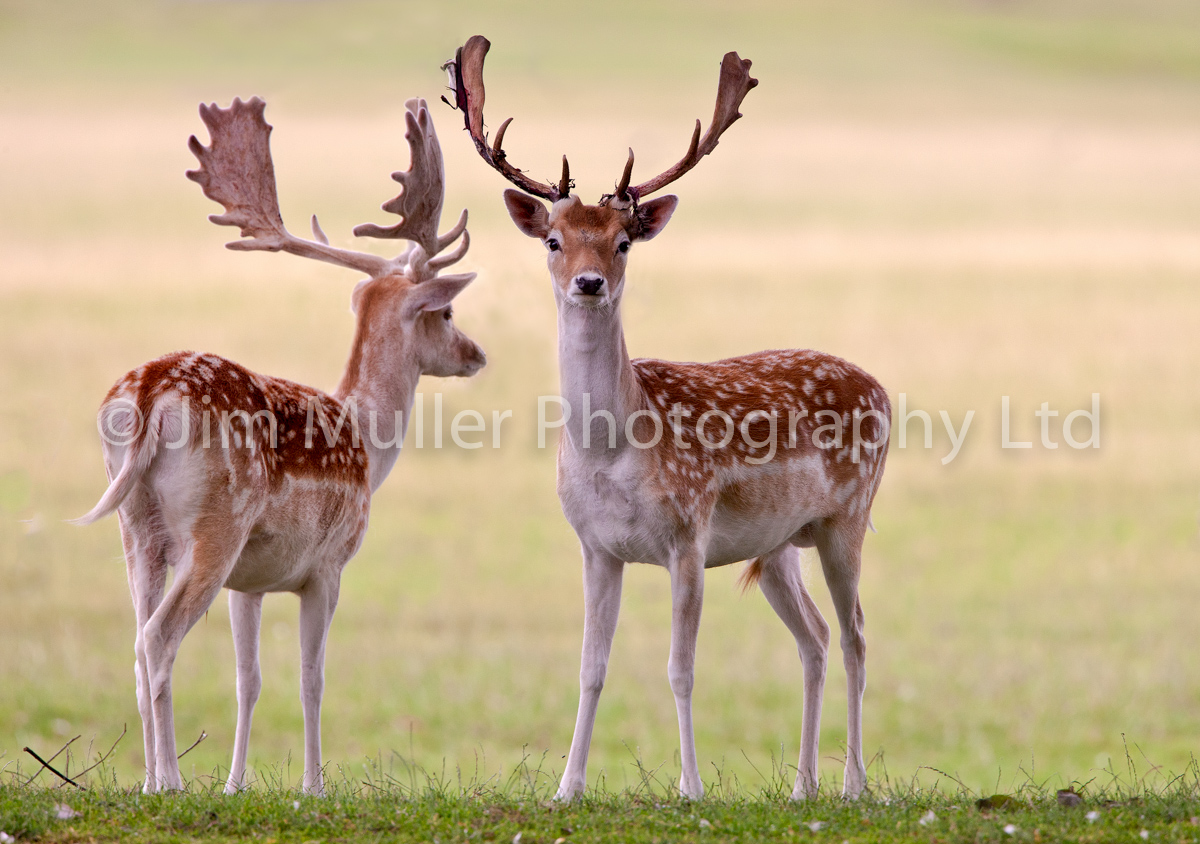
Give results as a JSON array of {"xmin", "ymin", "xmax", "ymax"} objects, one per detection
[
  {"xmin": 74, "ymin": 97, "xmax": 485, "ymax": 795},
  {"xmin": 447, "ymin": 36, "xmax": 890, "ymax": 800}
]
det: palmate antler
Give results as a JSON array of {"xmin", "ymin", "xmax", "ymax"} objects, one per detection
[
  {"xmin": 187, "ymin": 96, "xmax": 468, "ymax": 282},
  {"xmin": 444, "ymin": 36, "xmax": 756, "ymax": 206}
]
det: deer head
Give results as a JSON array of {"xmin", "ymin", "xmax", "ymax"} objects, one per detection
[{"xmin": 445, "ymin": 36, "xmax": 756, "ymax": 308}]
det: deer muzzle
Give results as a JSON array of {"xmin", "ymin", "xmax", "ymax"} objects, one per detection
[{"xmin": 573, "ymin": 274, "xmax": 605, "ymax": 297}]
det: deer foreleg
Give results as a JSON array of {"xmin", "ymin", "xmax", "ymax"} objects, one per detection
[
  {"xmin": 668, "ymin": 547, "xmax": 706, "ymax": 800},
  {"xmin": 556, "ymin": 546, "xmax": 624, "ymax": 801}
]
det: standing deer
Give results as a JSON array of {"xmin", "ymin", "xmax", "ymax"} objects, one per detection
[
  {"xmin": 74, "ymin": 96, "xmax": 485, "ymax": 795},
  {"xmin": 446, "ymin": 36, "xmax": 890, "ymax": 800}
]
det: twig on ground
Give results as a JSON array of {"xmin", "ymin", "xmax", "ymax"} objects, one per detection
[
  {"xmin": 23, "ymin": 746, "xmax": 84, "ymax": 790},
  {"xmin": 177, "ymin": 731, "xmax": 207, "ymax": 760},
  {"xmin": 72, "ymin": 724, "xmax": 128, "ymax": 781},
  {"xmin": 23, "ymin": 735, "xmax": 81, "ymax": 786},
  {"xmin": 919, "ymin": 765, "xmax": 974, "ymax": 795}
]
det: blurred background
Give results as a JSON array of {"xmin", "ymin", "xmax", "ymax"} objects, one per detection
[{"xmin": 2, "ymin": 0, "xmax": 1199, "ymax": 794}]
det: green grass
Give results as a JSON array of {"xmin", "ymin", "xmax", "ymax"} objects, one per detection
[
  {"xmin": 5, "ymin": 751, "xmax": 1200, "ymax": 843},
  {"xmin": 4, "ymin": 0, "xmax": 1200, "ymax": 835}
]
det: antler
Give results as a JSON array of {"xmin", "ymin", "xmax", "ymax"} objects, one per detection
[
  {"xmin": 612, "ymin": 51, "xmax": 757, "ymax": 204},
  {"xmin": 354, "ymin": 97, "xmax": 471, "ymax": 281},
  {"xmin": 187, "ymin": 98, "xmax": 392, "ymax": 277},
  {"xmin": 187, "ymin": 97, "xmax": 470, "ymax": 282},
  {"xmin": 444, "ymin": 35, "xmax": 571, "ymax": 201}
]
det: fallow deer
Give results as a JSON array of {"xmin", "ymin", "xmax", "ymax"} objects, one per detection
[
  {"xmin": 75, "ymin": 96, "xmax": 485, "ymax": 795},
  {"xmin": 446, "ymin": 36, "xmax": 890, "ymax": 800}
]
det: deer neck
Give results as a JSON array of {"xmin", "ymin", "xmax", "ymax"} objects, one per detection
[
  {"xmin": 556, "ymin": 295, "xmax": 643, "ymax": 458},
  {"xmin": 334, "ymin": 313, "xmax": 420, "ymax": 494}
]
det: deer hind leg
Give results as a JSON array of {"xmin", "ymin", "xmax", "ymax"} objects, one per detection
[
  {"xmin": 556, "ymin": 545, "xmax": 624, "ymax": 801},
  {"xmin": 756, "ymin": 543, "xmax": 831, "ymax": 800},
  {"xmin": 118, "ymin": 507, "xmax": 169, "ymax": 794},
  {"xmin": 297, "ymin": 575, "xmax": 341, "ymax": 796},
  {"xmin": 225, "ymin": 590, "xmax": 264, "ymax": 794},
  {"xmin": 142, "ymin": 527, "xmax": 248, "ymax": 791},
  {"xmin": 813, "ymin": 517, "xmax": 869, "ymax": 799},
  {"xmin": 668, "ymin": 546, "xmax": 706, "ymax": 800}
]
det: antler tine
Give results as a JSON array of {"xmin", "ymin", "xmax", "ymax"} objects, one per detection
[
  {"xmin": 353, "ymin": 99, "xmax": 471, "ymax": 281},
  {"xmin": 428, "ymin": 229, "xmax": 470, "ymax": 273},
  {"xmin": 437, "ymin": 207, "xmax": 468, "ymax": 252},
  {"xmin": 445, "ymin": 35, "xmax": 566, "ymax": 201},
  {"xmin": 186, "ymin": 97, "xmax": 391, "ymax": 278},
  {"xmin": 623, "ymin": 51, "xmax": 758, "ymax": 201},
  {"xmin": 353, "ymin": 99, "xmax": 446, "ymax": 260},
  {"xmin": 615, "ymin": 148, "xmax": 635, "ymax": 197},
  {"xmin": 558, "ymin": 156, "xmax": 572, "ymax": 199}
]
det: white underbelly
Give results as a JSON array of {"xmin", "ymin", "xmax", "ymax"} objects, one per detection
[
  {"xmin": 559, "ymin": 451, "xmax": 836, "ymax": 568},
  {"xmin": 225, "ymin": 484, "xmax": 368, "ymax": 594},
  {"xmin": 703, "ymin": 509, "xmax": 811, "ymax": 567},
  {"xmin": 225, "ymin": 533, "xmax": 321, "ymax": 593}
]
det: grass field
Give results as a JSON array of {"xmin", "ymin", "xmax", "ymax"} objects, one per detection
[
  {"xmin": 6, "ymin": 761, "xmax": 1200, "ymax": 843},
  {"xmin": 3, "ymin": 0, "xmax": 1200, "ymax": 810}
]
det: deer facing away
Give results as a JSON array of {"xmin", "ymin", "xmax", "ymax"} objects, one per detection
[
  {"xmin": 447, "ymin": 36, "xmax": 890, "ymax": 800},
  {"xmin": 75, "ymin": 97, "xmax": 485, "ymax": 795}
]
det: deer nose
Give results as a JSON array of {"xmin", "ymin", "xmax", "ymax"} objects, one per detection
[
  {"xmin": 470, "ymin": 344, "xmax": 487, "ymax": 371},
  {"xmin": 574, "ymin": 274, "xmax": 604, "ymax": 296},
  {"xmin": 457, "ymin": 342, "xmax": 486, "ymax": 377}
]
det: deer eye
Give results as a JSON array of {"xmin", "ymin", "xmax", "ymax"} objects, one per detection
[
  {"xmin": 443, "ymin": 307, "xmax": 453, "ymax": 321},
  {"xmin": 546, "ymin": 238, "xmax": 560, "ymax": 252},
  {"xmin": 617, "ymin": 240, "xmax": 631, "ymax": 254}
]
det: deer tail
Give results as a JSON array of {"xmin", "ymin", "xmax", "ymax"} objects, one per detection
[
  {"xmin": 71, "ymin": 399, "xmax": 163, "ymax": 526},
  {"xmin": 736, "ymin": 556, "xmax": 764, "ymax": 595}
]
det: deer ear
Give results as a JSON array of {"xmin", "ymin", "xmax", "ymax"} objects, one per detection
[
  {"xmin": 631, "ymin": 195, "xmax": 678, "ymax": 241},
  {"xmin": 503, "ymin": 189, "xmax": 550, "ymax": 239},
  {"xmin": 402, "ymin": 273, "xmax": 476, "ymax": 319}
]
